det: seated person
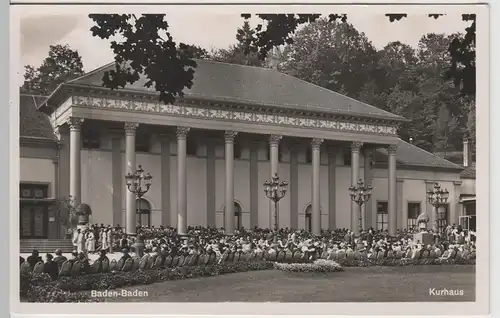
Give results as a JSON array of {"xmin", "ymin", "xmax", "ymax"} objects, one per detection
[
  {"xmin": 97, "ymin": 249, "xmax": 110, "ymax": 272},
  {"xmin": 77, "ymin": 252, "xmax": 91, "ymax": 273},
  {"xmin": 43, "ymin": 254, "xmax": 59, "ymax": 280},
  {"xmin": 68, "ymin": 251, "xmax": 79, "ymax": 264},
  {"xmin": 53, "ymin": 249, "xmax": 68, "ymax": 268},
  {"xmin": 119, "ymin": 248, "xmax": 132, "ymax": 263},
  {"xmin": 27, "ymin": 250, "xmax": 43, "ymax": 268}
]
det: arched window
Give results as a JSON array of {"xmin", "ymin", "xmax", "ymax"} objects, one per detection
[
  {"xmin": 136, "ymin": 198, "xmax": 151, "ymax": 227},
  {"xmin": 234, "ymin": 202, "xmax": 242, "ymax": 230},
  {"xmin": 305, "ymin": 204, "xmax": 312, "ymax": 232}
]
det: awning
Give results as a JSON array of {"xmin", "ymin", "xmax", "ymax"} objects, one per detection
[{"xmin": 460, "ymin": 196, "xmax": 476, "ymax": 203}]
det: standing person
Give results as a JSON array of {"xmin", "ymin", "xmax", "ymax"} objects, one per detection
[
  {"xmin": 367, "ymin": 229, "xmax": 374, "ymax": 247},
  {"xmin": 119, "ymin": 234, "xmax": 129, "ymax": 250},
  {"xmin": 106, "ymin": 229, "xmax": 113, "ymax": 253},
  {"xmin": 76, "ymin": 229, "xmax": 86, "ymax": 254},
  {"xmin": 86, "ymin": 231, "xmax": 96, "ymax": 254},
  {"xmin": 101, "ymin": 229, "xmax": 109, "ymax": 252}
]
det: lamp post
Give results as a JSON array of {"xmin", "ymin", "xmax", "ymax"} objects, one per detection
[
  {"xmin": 125, "ymin": 164, "xmax": 152, "ymax": 228},
  {"xmin": 349, "ymin": 178, "xmax": 373, "ymax": 233},
  {"xmin": 426, "ymin": 182, "xmax": 449, "ymax": 233},
  {"xmin": 263, "ymin": 173, "xmax": 288, "ymax": 230}
]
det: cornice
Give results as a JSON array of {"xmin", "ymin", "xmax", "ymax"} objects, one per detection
[{"xmin": 19, "ymin": 136, "xmax": 58, "ymax": 148}]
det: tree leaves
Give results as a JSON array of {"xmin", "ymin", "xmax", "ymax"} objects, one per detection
[
  {"xmin": 211, "ymin": 21, "xmax": 265, "ymax": 67},
  {"xmin": 22, "ymin": 44, "xmax": 85, "ymax": 95},
  {"xmin": 89, "ymin": 14, "xmax": 198, "ymax": 104}
]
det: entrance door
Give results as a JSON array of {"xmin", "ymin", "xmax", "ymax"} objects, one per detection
[
  {"xmin": 20, "ymin": 204, "xmax": 48, "ymax": 239},
  {"xmin": 305, "ymin": 205, "xmax": 312, "ymax": 232}
]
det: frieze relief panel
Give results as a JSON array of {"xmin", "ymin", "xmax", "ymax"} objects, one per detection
[{"xmin": 71, "ymin": 95, "xmax": 398, "ymax": 136}]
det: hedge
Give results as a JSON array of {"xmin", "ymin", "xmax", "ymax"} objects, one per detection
[
  {"xmin": 20, "ymin": 261, "xmax": 274, "ymax": 302},
  {"xmin": 274, "ymin": 259, "xmax": 343, "ymax": 273}
]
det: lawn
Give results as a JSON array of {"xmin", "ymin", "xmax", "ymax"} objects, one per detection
[{"xmin": 94, "ymin": 265, "xmax": 475, "ymax": 302}]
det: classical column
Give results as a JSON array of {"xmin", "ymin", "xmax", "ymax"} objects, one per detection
[
  {"xmin": 249, "ymin": 141, "xmax": 259, "ymax": 228},
  {"xmin": 311, "ymin": 138, "xmax": 323, "ymax": 235},
  {"xmin": 363, "ymin": 148, "xmax": 373, "ymax": 230},
  {"xmin": 111, "ymin": 133, "xmax": 123, "ymax": 227},
  {"xmin": 387, "ymin": 144, "xmax": 398, "ymax": 235},
  {"xmin": 350, "ymin": 142, "xmax": 363, "ymax": 234},
  {"xmin": 269, "ymin": 135, "xmax": 282, "ymax": 176},
  {"xmin": 176, "ymin": 127, "xmax": 190, "ymax": 235},
  {"xmin": 206, "ymin": 139, "xmax": 216, "ymax": 228},
  {"xmin": 224, "ymin": 131, "xmax": 238, "ymax": 235},
  {"xmin": 397, "ymin": 178, "xmax": 404, "ymax": 229},
  {"xmin": 269, "ymin": 134, "xmax": 282, "ymax": 227},
  {"xmin": 327, "ymin": 146, "xmax": 337, "ymax": 230},
  {"xmin": 68, "ymin": 117, "xmax": 83, "ymax": 207},
  {"xmin": 289, "ymin": 143, "xmax": 299, "ymax": 230},
  {"xmin": 124, "ymin": 122, "xmax": 138, "ymax": 235},
  {"xmin": 160, "ymin": 134, "xmax": 172, "ymax": 226}
]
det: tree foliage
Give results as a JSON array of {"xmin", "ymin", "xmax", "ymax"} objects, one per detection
[
  {"xmin": 22, "ymin": 44, "xmax": 85, "ymax": 95},
  {"xmin": 89, "ymin": 14, "xmax": 200, "ymax": 104},
  {"xmin": 276, "ymin": 18, "xmax": 377, "ymax": 98},
  {"xmin": 241, "ymin": 13, "xmax": 476, "ymax": 96},
  {"xmin": 211, "ymin": 21, "xmax": 264, "ymax": 67}
]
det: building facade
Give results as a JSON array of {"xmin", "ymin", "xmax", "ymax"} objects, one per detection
[{"xmin": 19, "ymin": 60, "xmax": 474, "ymax": 239}]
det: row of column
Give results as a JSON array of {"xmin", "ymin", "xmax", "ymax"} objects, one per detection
[{"xmin": 66, "ymin": 117, "xmax": 398, "ymax": 236}]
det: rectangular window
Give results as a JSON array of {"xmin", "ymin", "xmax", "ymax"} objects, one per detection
[
  {"xmin": 135, "ymin": 133, "xmax": 150, "ymax": 153},
  {"xmin": 82, "ymin": 129, "xmax": 100, "ymax": 149},
  {"xmin": 407, "ymin": 202, "xmax": 421, "ymax": 230},
  {"xmin": 20, "ymin": 183, "xmax": 48, "ymax": 199},
  {"xmin": 376, "ymin": 201, "xmax": 388, "ymax": 231},
  {"xmin": 437, "ymin": 204, "xmax": 449, "ymax": 233},
  {"xmin": 186, "ymin": 139, "xmax": 198, "ymax": 156}
]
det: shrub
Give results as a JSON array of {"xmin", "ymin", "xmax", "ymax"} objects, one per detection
[{"xmin": 273, "ymin": 259, "xmax": 343, "ymax": 273}]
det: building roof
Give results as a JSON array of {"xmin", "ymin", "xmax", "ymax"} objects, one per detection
[
  {"xmin": 460, "ymin": 165, "xmax": 476, "ymax": 179},
  {"xmin": 19, "ymin": 94, "xmax": 56, "ymax": 140},
  {"xmin": 374, "ymin": 139, "xmax": 463, "ymax": 170},
  {"xmin": 64, "ymin": 60, "xmax": 407, "ymax": 122}
]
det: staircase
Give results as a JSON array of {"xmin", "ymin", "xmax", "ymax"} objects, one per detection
[{"xmin": 20, "ymin": 239, "xmax": 74, "ymax": 254}]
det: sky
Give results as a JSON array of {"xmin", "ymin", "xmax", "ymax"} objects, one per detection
[{"xmin": 18, "ymin": 8, "xmax": 472, "ymax": 76}]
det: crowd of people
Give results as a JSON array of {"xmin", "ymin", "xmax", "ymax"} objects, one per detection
[{"xmin": 21, "ymin": 223, "xmax": 476, "ymax": 281}]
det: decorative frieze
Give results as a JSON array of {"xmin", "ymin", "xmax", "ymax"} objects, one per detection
[{"xmin": 71, "ymin": 96, "xmax": 398, "ymax": 136}]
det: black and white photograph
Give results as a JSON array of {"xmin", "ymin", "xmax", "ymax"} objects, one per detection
[{"xmin": 11, "ymin": 3, "xmax": 489, "ymax": 316}]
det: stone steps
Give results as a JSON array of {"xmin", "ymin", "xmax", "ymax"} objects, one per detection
[{"xmin": 20, "ymin": 239, "xmax": 74, "ymax": 254}]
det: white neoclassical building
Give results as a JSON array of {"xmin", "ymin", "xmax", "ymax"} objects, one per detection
[{"xmin": 19, "ymin": 59, "xmax": 475, "ymax": 241}]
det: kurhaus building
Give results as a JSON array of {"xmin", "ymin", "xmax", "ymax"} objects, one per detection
[{"xmin": 19, "ymin": 60, "xmax": 475, "ymax": 240}]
